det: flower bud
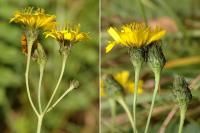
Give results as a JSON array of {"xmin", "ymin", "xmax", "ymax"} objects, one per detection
[
  {"xmin": 173, "ymin": 75, "xmax": 192, "ymax": 108},
  {"xmin": 102, "ymin": 75, "xmax": 124, "ymax": 99},
  {"xmin": 70, "ymin": 80, "xmax": 79, "ymax": 89},
  {"xmin": 128, "ymin": 47, "xmax": 145, "ymax": 68},
  {"xmin": 147, "ymin": 43, "xmax": 166, "ymax": 74},
  {"xmin": 35, "ymin": 43, "xmax": 47, "ymax": 65}
]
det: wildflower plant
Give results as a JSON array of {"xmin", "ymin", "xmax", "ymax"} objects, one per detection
[
  {"xmin": 10, "ymin": 7, "xmax": 88, "ymax": 133},
  {"xmin": 106, "ymin": 22, "xmax": 166, "ymax": 132},
  {"xmin": 144, "ymin": 42, "xmax": 166, "ymax": 133}
]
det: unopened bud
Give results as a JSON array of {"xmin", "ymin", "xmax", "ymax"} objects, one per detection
[
  {"xmin": 173, "ymin": 75, "xmax": 192, "ymax": 108},
  {"xmin": 102, "ymin": 75, "xmax": 124, "ymax": 99},
  {"xmin": 70, "ymin": 80, "xmax": 79, "ymax": 89},
  {"xmin": 147, "ymin": 43, "xmax": 166, "ymax": 74},
  {"xmin": 35, "ymin": 43, "xmax": 47, "ymax": 65},
  {"xmin": 128, "ymin": 47, "xmax": 145, "ymax": 68}
]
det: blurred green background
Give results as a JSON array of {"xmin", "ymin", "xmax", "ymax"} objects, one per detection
[
  {"xmin": 101, "ymin": 0, "xmax": 200, "ymax": 133},
  {"xmin": 0, "ymin": 0, "xmax": 99, "ymax": 133}
]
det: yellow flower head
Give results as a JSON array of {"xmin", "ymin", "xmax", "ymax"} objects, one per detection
[
  {"xmin": 101, "ymin": 71, "xmax": 143, "ymax": 97},
  {"xmin": 10, "ymin": 7, "xmax": 56, "ymax": 31},
  {"xmin": 113, "ymin": 71, "xmax": 143, "ymax": 94},
  {"xmin": 44, "ymin": 24, "xmax": 89, "ymax": 44},
  {"xmin": 106, "ymin": 22, "xmax": 166, "ymax": 53}
]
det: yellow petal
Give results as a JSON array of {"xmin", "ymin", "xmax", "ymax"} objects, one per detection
[
  {"xmin": 137, "ymin": 87, "xmax": 143, "ymax": 94},
  {"xmin": 114, "ymin": 71, "xmax": 130, "ymax": 87},
  {"xmin": 107, "ymin": 27, "xmax": 121, "ymax": 41},
  {"xmin": 76, "ymin": 33, "xmax": 89, "ymax": 41},
  {"xmin": 64, "ymin": 33, "xmax": 73, "ymax": 40},
  {"xmin": 148, "ymin": 30, "xmax": 166, "ymax": 44},
  {"xmin": 105, "ymin": 41, "xmax": 117, "ymax": 53},
  {"xmin": 126, "ymin": 80, "xmax": 143, "ymax": 94}
]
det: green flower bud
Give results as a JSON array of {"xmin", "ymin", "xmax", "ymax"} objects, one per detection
[
  {"xmin": 34, "ymin": 43, "xmax": 47, "ymax": 66},
  {"xmin": 102, "ymin": 75, "xmax": 124, "ymax": 99},
  {"xmin": 128, "ymin": 47, "xmax": 145, "ymax": 68},
  {"xmin": 173, "ymin": 75, "xmax": 192, "ymax": 108},
  {"xmin": 70, "ymin": 80, "xmax": 79, "ymax": 89},
  {"xmin": 147, "ymin": 43, "xmax": 166, "ymax": 74}
]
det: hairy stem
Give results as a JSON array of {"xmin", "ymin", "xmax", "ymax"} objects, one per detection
[
  {"xmin": 109, "ymin": 99, "xmax": 116, "ymax": 133},
  {"xmin": 25, "ymin": 42, "xmax": 39, "ymax": 117},
  {"xmin": 38, "ymin": 64, "xmax": 44, "ymax": 113},
  {"xmin": 145, "ymin": 71, "xmax": 160, "ymax": 133},
  {"xmin": 178, "ymin": 106, "xmax": 186, "ymax": 133},
  {"xmin": 36, "ymin": 115, "xmax": 44, "ymax": 133},
  {"xmin": 133, "ymin": 64, "xmax": 141, "ymax": 133},
  {"xmin": 117, "ymin": 97, "xmax": 135, "ymax": 132},
  {"xmin": 46, "ymin": 85, "xmax": 75, "ymax": 113},
  {"xmin": 43, "ymin": 55, "xmax": 68, "ymax": 114}
]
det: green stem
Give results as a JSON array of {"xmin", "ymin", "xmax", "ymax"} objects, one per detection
[
  {"xmin": 109, "ymin": 99, "xmax": 116, "ymax": 133},
  {"xmin": 117, "ymin": 97, "xmax": 135, "ymax": 132},
  {"xmin": 36, "ymin": 115, "xmax": 44, "ymax": 133},
  {"xmin": 178, "ymin": 107, "xmax": 186, "ymax": 133},
  {"xmin": 25, "ymin": 42, "xmax": 39, "ymax": 117},
  {"xmin": 46, "ymin": 85, "xmax": 75, "ymax": 113},
  {"xmin": 137, "ymin": 0, "xmax": 147, "ymax": 25},
  {"xmin": 43, "ymin": 54, "xmax": 68, "ymax": 114},
  {"xmin": 38, "ymin": 64, "xmax": 44, "ymax": 113},
  {"xmin": 133, "ymin": 64, "xmax": 141, "ymax": 133},
  {"xmin": 144, "ymin": 71, "xmax": 160, "ymax": 133}
]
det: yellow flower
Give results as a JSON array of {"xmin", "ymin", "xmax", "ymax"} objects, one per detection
[
  {"xmin": 113, "ymin": 71, "xmax": 143, "ymax": 94},
  {"xmin": 44, "ymin": 24, "xmax": 89, "ymax": 44},
  {"xmin": 10, "ymin": 7, "xmax": 56, "ymax": 31},
  {"xmin": 106, "ymin": 22, "xmax": 166, "ymax": 53},
  {"xmin": 101, "ymin": 71, "xmax": 143, "ymax": 97}
]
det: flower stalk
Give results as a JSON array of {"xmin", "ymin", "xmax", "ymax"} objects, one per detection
[
  {"xmin": 178, "ymin": 106, "xmax": 186, "ymax": 133},
  {"xmin": 129, "ymin": 47, "xmax": 144, "ymax": 133},
  {"xmin": 117, "ymin": 96, "xmax": 135, "ymax": 132},
  {"xmin": 46, "ymin": 80, "xmax": 79, "ymax": 113},
  {"xmin": 109, "ymin": 99, "xmax": 116, "ymax": 133},
  {"xmin": 25, "ymin": 37, "xmax": 39, "ymax": 117},
  {"xmin": 43, "ymin": 53, "xmax": 68, "ymax": 114},
  {"xmin": 145, "ymin": 44, "xmax": 166, "ymax": 133},
  {"xmin": 133, "ymin": 66, "xmax": 141, "ymax": 133},
  {"xmin": 36, "ymin": 114, "xmax": 44, "ymax": 133},
  {"xmin": 38, "ymin": 64, "xmax": 45, "ymax": 113},
  {"xmin": 144, "ymin": 70, "xmax": 160, "ymax": 133}
]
